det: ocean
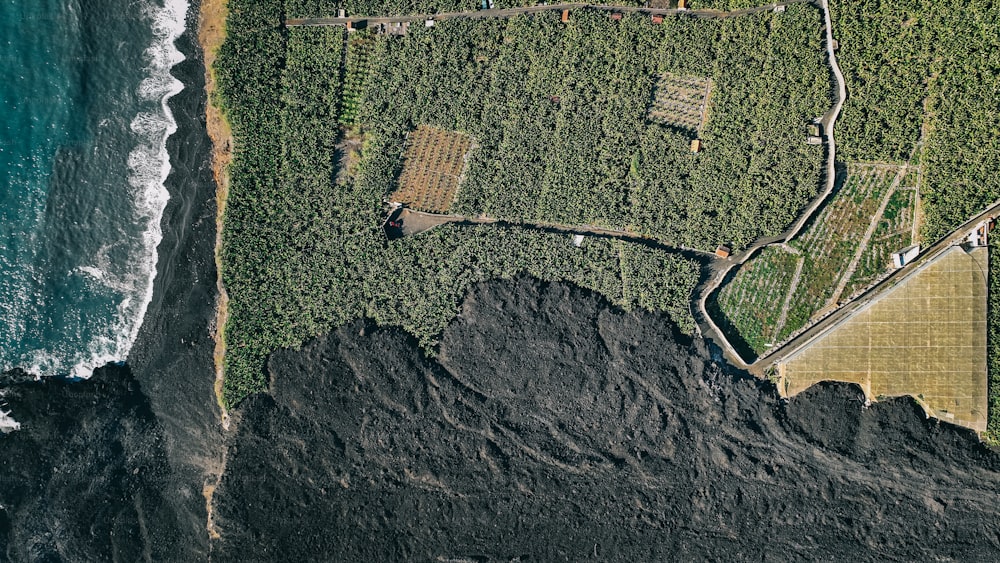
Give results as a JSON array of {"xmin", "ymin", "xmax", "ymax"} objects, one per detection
[{"xmin": 0, "ymin": 0, "xmax": 187, "ymax": 377}]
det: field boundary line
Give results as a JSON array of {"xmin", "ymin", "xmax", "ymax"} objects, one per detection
[
  {"xmin": 772, "ymin": 254, "xmax": 806, "ymax": 342},
  {"xmin": 827, "ymin": 166, "xmax": 906, "ymax": 306}
]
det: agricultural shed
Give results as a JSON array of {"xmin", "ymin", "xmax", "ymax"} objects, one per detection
[
  {"xmin": 561, "ymin": 9, "xmax": 569, "ymax": 23},
  {"xmin": 715, "ymin": 245, "xmax": 731, "ymax": 258},
  {"xmin": 690, "ymin": 139, "xmax": 702, "ymax": 153},
  {"xmin": 651, "ymin": 14, "xmax": 664, "ymax": 24},
  {"xmin": 891, "ymin": 244, "xmax": 920, "ymax": 268},
  {"xmin": 966, "ymin": 220, "xmax": 991, "ymax": 247}
]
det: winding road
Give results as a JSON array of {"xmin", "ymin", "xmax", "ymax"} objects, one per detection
[{"xmin": 694, "ymin": 0, "xmax": 846, "ymax": 371}]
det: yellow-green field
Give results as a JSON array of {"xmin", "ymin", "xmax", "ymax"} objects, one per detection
[{"xmin": 778, "ymin": 245, "xmax": 988, "ymax": 432}]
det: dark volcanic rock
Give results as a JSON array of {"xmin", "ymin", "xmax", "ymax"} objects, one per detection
[
  {"xmin": 0, "ymin": 367, "xmax": 181, "ymax": 561},
  {"xmin": 211, "ymin": 277, "xmax": 1000, "ymax": 561}
]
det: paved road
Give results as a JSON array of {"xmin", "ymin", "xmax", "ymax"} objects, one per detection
[
  {"xmin": 693, "ymin": 0, "xmax": 846, "ymax": 369},
  {"xmin": 396, "ymin": 207, "xmax": 715, "ymax": 258},
  {"xmin": 286, "ymin": 0, "xmax": 812, "ymax": 26}
]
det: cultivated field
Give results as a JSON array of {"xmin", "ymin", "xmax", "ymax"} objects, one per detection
[
  {"xmin": 389, "ymin": 126, "xmax": 473, "ymax": 213},
  {"xmin": 648, "ymin": 73, "xmax": 713, "ymax": 132},
  {"xmin": 716, "ymin": 164, "xmax": 917, "ymax": 357},
  {"xmin": 339, "ymin": 32, "xmax": 375, "ymax": 126},
  {"xmin": 842, "ymin": 188, "xmax": 916, "ymax": 297},
  {"xmin": 777, "ymin": 165, "xmax": 899, "ymax": 340},
  {"xmin": 779, "ymin": 246, "xmax": 988, "ymax": 432},
  {"xmin": 715, "ymin": 246, "xmax": 800, "ymax": 354}
]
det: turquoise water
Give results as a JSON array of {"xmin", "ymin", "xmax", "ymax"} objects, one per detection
[{"xmin": 0, "ymin": 0, "xmax": 187, "ymax": 376}]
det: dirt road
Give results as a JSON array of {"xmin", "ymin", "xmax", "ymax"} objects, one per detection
[{"xmin": 285, "ymin": 0, "xmax": 812, "ymax": 26}]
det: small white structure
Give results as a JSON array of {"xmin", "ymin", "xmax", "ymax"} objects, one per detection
[
  {"xmin": 967, "ymin": 220, "xmax": 990, "ymax": 247},
  {"xmin": 0, "ymin": 410, "xmax": 20, "ymax": 433},
  {"xmin": 774, "ymin": 4, "xmax": 786, "ymax": 12},
  {"xmin": 425, "ymin": 18, "xmax": 435, "ymax": 27},
  {"xmin": 572, "ymin": 234, "xmax": 585, "ymax": 247},
  {"xmin": 891, "ymin": 244, "xmax": 920, "ymax": 269},
  {"xmin": 338, "ymin": 8, "xmax": 346, "ymax": 17}
]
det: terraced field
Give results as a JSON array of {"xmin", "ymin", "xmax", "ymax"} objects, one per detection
[
  {"xmin": 715, "ymin": 246, "xmax": 801, "ymax": 354},
  {"xmin": 842, "ymin": 188, "xmax": 916, "ymax": 297},
  {"xmin": 716, "ymin": 164, "xmax": 917, "ymax": 358},
  {"xmin": 776, "ymin": 165, "xmax": 899, "ymax": 341}
]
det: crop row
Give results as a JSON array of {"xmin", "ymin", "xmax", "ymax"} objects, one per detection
[
  {"xmin": 714, "ymin": 164, "xmax": 901, "ymax": 356},
  {"xmin": 340, "ymin": 32, "xmax": 375, "ymax": 125},
  {"xmin": 777, "ymin": 165, "xmax": 896, "ymax": 341},
  {"xmin": 715, "ymin": 246, "xmax": 800, "ymax": 355},
  {"xmin": 841, "ymin": 187, "xmax": 915, "ymax": 297}
]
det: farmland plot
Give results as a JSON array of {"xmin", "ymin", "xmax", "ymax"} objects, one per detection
[
  {"xmin": 339, "ymin": 32, "xmax": 375, "ymax": 126},
  {"xmin": 648, "ymin": 73, "xmax": 712, "ymax": 132},
  {"xmin": 715, "ymin": 246, "xmax": 800, "ymax": 354},
  {"xmin": 776, "ymin": 165, "xmax": 898, "ymax": 341},
  {"xmin": 389, "ymin": 126, "xmax": 473, "ymax": 213},
  {"xmin": 715, "ymin": 164, "xmax": 900, "ymax": 357},
  {"xmin": 842, "ymin": 188, "xmax": 916, "ymax": 297}
]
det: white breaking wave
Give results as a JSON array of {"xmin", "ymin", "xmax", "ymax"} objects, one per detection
[
  {"xmin": 113, "ymin": 0, "xmax": 189, "ymax": 375},
  {"xmin": 17, "ymin": 0, "xmax": 189, "ymax": 382}
]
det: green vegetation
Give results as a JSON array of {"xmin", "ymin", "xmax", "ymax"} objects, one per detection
[
  {"xmin": 841, "ymin": 187, "xmax": 915, "ymax": 296},
  {"xmin": 987, "ymin": 238, "xmax": 1000, "ymax": 444},
  {"xmin": 339, "ymin": 31, "xmax": 374, "ymax": 126},
  {"xmin": 716, "ymin": 165, "xmax": 910, "ymax": 357},
  {"xmin": 778, "ymin": 166, "xmax": 896, "ymax": 340},
  {"xmin": 359, "ymin": 7, "xmax": 831, "ymax": 250},
  {"xmin": 715, "ymin": 246, "xmax": 800, "ymax": 354},
  {"xmin": 216, "ymin": 1, "xmax": 703, "ymax": 405},
  {"xmin": 831, "ymin": 0, "xmax": 1000, "ymax": 239}
]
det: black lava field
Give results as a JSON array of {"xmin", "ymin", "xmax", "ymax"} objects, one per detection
[
  {"xmin": 210, "ymin": 278, "xmax": 1000, "ymax": 561},
  {"xmin": 5, "ymin": 278, "xmax": 1000, "ymax": 560}
]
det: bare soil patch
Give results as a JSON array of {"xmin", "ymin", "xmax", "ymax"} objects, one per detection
[{"xmin": 389, "ymin": 125, "xmax": 473, "ymax": 213}]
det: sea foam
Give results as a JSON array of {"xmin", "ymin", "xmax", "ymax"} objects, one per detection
[
  {"xmin": 14, "ymin": 0, "xmax": 188, "ymax": 382},
  {"xmin": 111, "ymin": 0, "xmax": 188, "ymax": 376}
]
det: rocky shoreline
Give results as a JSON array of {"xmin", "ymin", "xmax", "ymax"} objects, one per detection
[{"xmin": 0, "ymin": 0, "xmax": 225, "ymax": 558}]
